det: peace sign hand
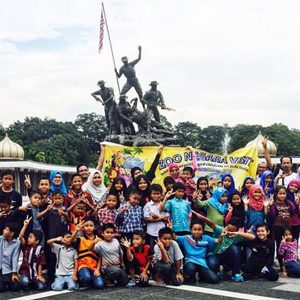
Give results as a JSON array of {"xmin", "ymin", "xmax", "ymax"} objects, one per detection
[
  {"xmin": 23, "ymin": 215, "xmax": 32, "ymax": 227},
  {"xmin": 165, "ymin": 189, "xmax": 175, "ymax": 200},
  {"xmin": 24, "ymin": 174, "xmax": 32, "ymax": 189}
]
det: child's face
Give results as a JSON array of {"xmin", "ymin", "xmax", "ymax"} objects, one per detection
[
  {"xmin": 231, "ymin": 194, "xmax": 241, "ymax": 206},
  {"xmin": 265, "ymin": 175, "xmax": 273, "ymax": 185},
  {"xmin": 63, "ymin": 233, "xmax": 72, "ymax": 246},
  {"xmin": 284, "ymin": 230, "xmax": 293, "ymax": 242},
  {"xmin": 223, "ymin": 176, "xmax": 232, "ymax": 189},
  {"xmin": 133, "ymin": 169, "xmax": 142, "ymax": 179},
  {"xmin": 170, "ymin": 167, "xmax": 180, "ymax": 178},
  {"xmin": 3, "ymin": 226, "xmax": 13, "ymax": 239},
  {"xmin": 2, "ymin": 175, "xmax": 14, "ymax": 188},
  {"xmin": 198, "ymin": 180, "xmax": 208, "ymax": 191},
  {"xmin": 72, "ymin": 176, "xmax": 83, "ymax": 191},
  {"xmin": 102, "ymin": 228, "xmax": 115, "ymax": 242},
  {"xmin": 220, "ymin": 192, "xmax": 228, "ymax": 204},
  {"xmin": 83, "ymin": 220, "xmax": 95, "ymax": 235},
  {"xmin": 174, "ymin": 188, "xmax": 185, "ymax": 199},
  {"xmin": 114, "ymin": 181, "xmax": 123, "ymax": 191},
  {"xmin": 226, "ymin": 224, "xmax": 238, "ymax": 233},
  {"xmin": 27, "ymin": 233, "xmax": 39, "ymax": 246},
  {"xmin": 276, "ymin": 188, "xmax": 286, "ymax": 202},
  {"xmin": 160, "ymin": 233, "xmax": 172, "ymax": 248},
  {"xmin": 289, "ymin": 183, "xmax": 298, "ymax": 194},
  {"xmin": 30, "ymin": 193, "xmax": 42, "ymax": 207},
  {"xmin": 129, "ymin": 194, "xmax": 141, "ymax": 206},
  {"xmin": 150, "ymin": 191, "xmax": 162, "ymax": 202},
  {"xmin": 253, "ymin": 189, "xmax": 262, "ymax": 200},
  {"xmin": 92, "ymin": 173, "xmax": 102, "ymax": 187},
  {"xmin": 73, "ymin": 204, "xmax": 86, "ymax": 216},
  {"xmin": 38, "ymin": 179, "xmax": 50, "ymax": 194},
  {"xmin": 106, "ymin": 195, "xmax": 117, "ymax": 209},
  {"xmin": 0, "ymin": 203, "xmax": 11, "ymax": 214},
  {"xmin": 52, "ymin": 194, "xmax": 63, "ymax": 206},
  {"xmin": 256, "ymin": 226, "xmax": 269, "ymax": 241},
  {"xmin": 245, "ymin": 179, "xmax": 253, "ymax": 190},
  {"xmin": 182, "ymin": 170, "xmax": 192, "ymax": 180},
  {"xmin": 132, "ymin": 234, "xmax": 144, "ymax": 247},
  {"xmin": 191, "ymin": 224, "xmax": 204, "ymax": 240},
  {"xmin": 138, "ymin": 178, "xmax": 148, "ymax": 191},
  {"xmin": 165, "ymin": 183, "xmax": 173, "ymax": 192},
  {"xmin": 52, "ymin": 174, "xmax": 62, "ymax": 186}
]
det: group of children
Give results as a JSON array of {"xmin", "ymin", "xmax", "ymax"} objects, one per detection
[{"xmin": 0, "ymin": 149, "xmax": 300, "ymax": 294}]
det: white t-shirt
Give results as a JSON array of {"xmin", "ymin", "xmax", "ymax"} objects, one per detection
[
  {"xmin": 277, "ymin": 172, "xmax": 297, "ymax": 188},
  {"xmin": 153, "ymin": 240, "xmax": 183, "ymax": 265}
]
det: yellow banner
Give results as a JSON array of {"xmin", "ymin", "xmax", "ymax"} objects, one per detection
[{"xmin": 102, "ymin": 142, "xmax": 259, "ymax": 190}]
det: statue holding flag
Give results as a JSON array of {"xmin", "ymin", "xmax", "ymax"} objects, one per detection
[{"xmin": 114, "ymin": 46, "xmax": 144, "ymax": 108}]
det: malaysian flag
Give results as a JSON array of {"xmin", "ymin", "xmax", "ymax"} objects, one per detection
[{"xmin": 99, "ymin": 8, "xmax": 105, "ymax": 53}]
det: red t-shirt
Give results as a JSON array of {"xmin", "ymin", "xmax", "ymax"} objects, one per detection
[{"xmin": 130, "ymin": 244, "xmax": 151, "ymax": 272}]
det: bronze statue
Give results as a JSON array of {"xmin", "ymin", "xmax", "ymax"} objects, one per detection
[
  {"xmin": 114, "ymin": 46, "xmax": 144, "ymax": 108},
  {"xmin": 91, "ymin": 80, "xmax": 119, "ymax": 134}
]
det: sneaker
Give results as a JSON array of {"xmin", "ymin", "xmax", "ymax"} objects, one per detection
[
  {"xmin": 126, "ymin": 280, "xmax": 136, "ymax": 287},
  {"xmin": 154, "ymin": 281, "xmax": 166, "ymax": 287},
  {"xmin": 261, "ymin": 266, "xmax": 269, "ymax": 274},
  {"xmin": 232, "ymin": 273, "xmax": 244, "ymax": 282}
]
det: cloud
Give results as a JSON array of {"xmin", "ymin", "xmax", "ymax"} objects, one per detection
[{"xmin": 1, "ymin": 0, "xmax": 300, "ymax": 129}]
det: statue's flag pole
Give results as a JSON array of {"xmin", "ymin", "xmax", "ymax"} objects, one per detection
[{"xmin": 100, "ymin": 2, "xmax": 121, "ymax": 95}]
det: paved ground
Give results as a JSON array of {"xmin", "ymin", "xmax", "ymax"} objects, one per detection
[{"xmin": 1, "ymin": 277, "xmax": 300, "ymax": 300}]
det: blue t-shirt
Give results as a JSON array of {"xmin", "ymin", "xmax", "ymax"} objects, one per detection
[
  {"xmin": 246, "ymin": 208, "xmax": 265, "ymax": 231},
  {"xmin": 177, "ymin": 234, "xmax": 216, "ymax": 268},
  {"xmin": 165, "ymin": 197, "xmax": 191, "ymax": 232}
]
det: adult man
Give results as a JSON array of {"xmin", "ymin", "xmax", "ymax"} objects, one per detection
[
  {"xmin": 91, "ymin": 80, "xmax": 118, "ymax": 134},
  {"xmin": 142, "ymin": 81, "xmax": 166, "ymax": 123},
  {"xmin": 115, "ymin": 46, "xmax": 143, "ymax": 107},
  {"xmin": 255, "ymin": 162, "xmax": 268, "ymax": 184}
]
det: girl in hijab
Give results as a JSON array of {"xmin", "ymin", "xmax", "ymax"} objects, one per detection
[
  {"xmin": 82, "ymin": 170, "xmax": 107, "ymax": 206},
  {"xmin": 109, "ymin": 176, "xmax": 128, "ymax": 208},
  {"xmin": 49, "ymin": 170, "xmax": 67, "ymax": 196},
  {"xmin": 132, "ymin": 175, "xmax": 151, "ymax": 207},
  {"xmin": 260, "ymin": 170, "xmax": 275, "ymax": 198},
  {"xmin": 193, "ymin": 187, "xmax": 228, "ymax": 234},
  {"xmin": 220, "ymin": 173, "xmax": 235, "ymax": 201},
  {"xmin": 243, "ymin": 185, "xmax": 267, "ymax": 231},
  {"xmin": 240, "ymin": 177, "xmax": 255, "ymax": 197}
]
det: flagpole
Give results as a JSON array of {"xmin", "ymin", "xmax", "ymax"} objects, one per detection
[{"xmin": 101, "ymin": 2, "xmax": 121, "ymax": 95}]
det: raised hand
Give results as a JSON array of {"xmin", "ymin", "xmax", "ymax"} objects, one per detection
[
  {"xmin": 75, "ymin": 220, "xmax": 85, "ymax": 232},
  {"xmin": 242, "ymin": 196, "xmax": 250, "ymax": 206},
  {"xmin": 119, "ymin": 191, "xmax": 125, "ymax": 203},
  {"xmin": 165, "ymin": 189, "xmax": 174, "ymax": 200},
  {"xmin": 157, "ymin": 145, "xmax": 164, "ymax": 155},
  {"xmin": 262, "ymin": 136, "xmax": 268, "ymax": 149},
  {"xmin": 185, "ymin": 146, "xmax": 194, "ymax": 152},
  {"xmin": 228, "ymin": 203, "xmax": 233, "ymax": 213},
  {"xmin": 263, "ymin": 199, "xmax": 270, "ymax": 208},
  {"xmin": 120, "ymin": 237, "xmax": 131, "ymax": 248},
  {"xmin": 24, "ymin": 174, "xmax": 32, "ymax": 189},
  {"xmin": 23, "ymin": 215, "xmax": 32, "ymax": 227},
  {"xmin": 155, "ymin": 238, "xmax": 165, "ymax": 250}
]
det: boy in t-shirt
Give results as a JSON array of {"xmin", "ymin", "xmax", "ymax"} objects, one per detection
[
  {"xmin": 121, "ymin": 230, "xmax": 151, "ymax": 287},
  {"xmin": 93, "ymin": 223, "xmax": 128, "ymax": 287},
  {"xmin": 0, "ymin": 197, "xmax": 14, "ymax": 235},
  {"xmin": 152, "ymin": 227, "xmax": 183, "ymax": 286},
  {"xmin": 47, "ymin": 231, "xmax": 79, "ymax": 291}
]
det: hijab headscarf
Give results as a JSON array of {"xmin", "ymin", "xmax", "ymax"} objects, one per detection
[
  {"xmin": 240, "ymin": 177, "xmax": 255, "ymax": 197},
  {"xmin": 229, "ymin": 190, "xmax": 245, "ymax": 227},
  {"xmin": 220, "ymin": 173, "xmax": 235, "ymax": 200},
  {"xmin": 286, "ymin": 179, "xmax": 300, "ymax": 203},
  {"xmin": 260, "ymin": 170, "xmax": 274, "ymax": 197},
  {"xmin": 82, "ymin": 170, "xmax": 107, "ymax": 205},
  {"xmin": 50, "ymin": 170, "xmax": 67, "ymax": 196},
  {"xmin": 206, "ymin": 187, "xmax": 228, "ymax": 215},
  {"xmin": 248, "ymin": 184, "xmax": 265, "ymax": 211}
]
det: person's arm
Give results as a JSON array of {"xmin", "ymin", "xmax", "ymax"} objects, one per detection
[
  {"xmin": 120, "ymin": 238, "xmax": 134, "ymax": 261},
  {"xmin": 228, "ymin": 231, "xmax": 255, "ymax": 241},
  {"xmin": 91, "ymin": 91, "xmax": 104, "ymax": 103},
  {"xmin": 47, "ymin": 236, "xmax": 63, "ymax": 246},
  {"xmin": 224, "ymin": 204, "xmax": 233, "ymax": 224},
  {"xmin": 114, "ymin": 67, "xmax": 122, "ymax": 78},
  {"xmin": 117, "ymin": 203, "xmax": 130, "ymax": 218},
  {"xmin": 36, "ymin": 264, "xmax": 46, "ymax": 283},
  {"xmin": 94, "ymin": 257, "xmax": 102, "ymax": 277},
  {"xmin": 96, "ymin": 144, "xmax": 105, "ymax": 171},
  {"xmin": 19, "ymin": 215, "xmax": 32, "ymax": 246},
  {"xmin": 140, "ymin": 258, "xmax": 151, "ymax": 281},
  {"xmin": 11, "ymin": 242, "xmax": 21, "ymax": 282},
  {"xmin": 191, "ymin": 210, "xmax": 216, "ymax": 230},
  {"xmin": 160, "ymin": 189, "xmax": 174, "ymax": 212},
  {"xmin": 37, "ymin": 203, "xmax": 53, "ymax": 219},
  {"xmin": 145, "ymin": 146, "xmax": 163, "ymax": 182},
  {"xmin": 175, "ymin": 259, "xmax": 184, "ymax": 282},
  {"xmin": 69, "ymin": 221, "xmax": 85, "ymax": 244},
  {"xmin": 73, "ymin": 258, "xmax": 78, "ymax": 282},
  {"xmin": 156, "ymin": 240, "xmax": 169, "ymax": 263},
  {"xmin": 193, "ymin": 197, "xmax": 208, "ymax": 208},
  {"xmin": 262, "ymin": 137, "xmax": 273, "ymax": 170},
  {"xmin": 242, "ymin": 196, "xmax": 249, "ymax": 212},
  {"xmin": 130, "ymin": 45, "xmax": 142, "ymax": 66},
  {"xmin": 185, "ymin": 146, "xmax": 198, "ymax": 173},
  {"xmin": 67, "ymin": 198, "xmax": 82, "ymax": 213}
]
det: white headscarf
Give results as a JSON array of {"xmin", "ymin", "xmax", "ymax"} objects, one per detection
[{"xmin": 82, "ymin": 169, "xmax": 107, "ymax": 205}]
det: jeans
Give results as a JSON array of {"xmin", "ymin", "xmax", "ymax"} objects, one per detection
[
  {"xmin": 104, "ymin": 265, "xmax": 128, "ymax": 287},
  {"xmin": 241, "ymin": 261, "xmax": 279, "ymax": 281},
  {"xmin": 184, "ymin": 262, "xmax": 219, "ymax": 284},
  {"xmin": 152, "ymin": 262, "xmax": 183, "ymax": 286},
  {"xmin": 51, "ymin": 275, "xmax": 78, "ymax": 291},
  {"xmin": 78, "ymin": 267, "xmax": 104, "ymax": 289},
  {"xmin": 286, "ymin": 261, "xmax": 300, "ymax": 278},
  {"xmin": 146, "ymin": 234, "xmax": 157, "ymax": 254},
  {"xmin": 207, "ymin": 245, "xmax": 241, "ymax": 275},
  {"xmin": 0, "ymin": 272, "xmax": 20, "ymax": 292},
  {"xmin": 20, "ymin": 274, "xmax": 46, "ymax": 290}
]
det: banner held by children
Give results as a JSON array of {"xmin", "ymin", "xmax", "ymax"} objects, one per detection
[{"xmin": 101, "ymin": 142, "xmax": 259, "ymax": 189}]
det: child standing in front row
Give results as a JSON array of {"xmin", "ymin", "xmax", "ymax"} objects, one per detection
[{"xmin": 160, "ymin": 182, "xmax": 191, "ymax": 236}]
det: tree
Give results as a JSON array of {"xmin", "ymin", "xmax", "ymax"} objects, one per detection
[
  {"xmin": 198, "ymin": 126, "xmax": 227, "ymax": 154},
  {"xmin": 174, "ymin": 122, "xmax": 201, "ymax": 147}
]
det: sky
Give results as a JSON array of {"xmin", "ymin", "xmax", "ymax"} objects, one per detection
[{"xmin": 1, "ymin": 0, "xmax": 300, "ymax": 129}]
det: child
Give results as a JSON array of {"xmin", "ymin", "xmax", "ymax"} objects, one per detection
[
  {"xmin": 0, "ymin": 197, "xmax": 14, "ymax": 235},
  {"xmin": 49, "ymin": 170, "xmax": 67, "ymax": 196},
  {"xmin": 18, "ymin": 216, "xmax": 46, "ymax": 290},
  {"xmin": 260, "ymin": 170, "xmax": 275, "ymax": 198},
  {"xmin": 191, "ymin": 177, "xmax": 211, "ymax": 217},
  {"xmin": 225, "ymin": 190, "xmax": 245, "ymax": 229},
  {"xmin": 71, "ymin": 217, "xmax": 104, "ymax": 289},
  {"xmin": 193, "ymin": 187, "xmax": 228, "ymax": 234},
  {"xmin": 181, "ymin": 166, "xmax": 196, "ymax": 200},
  {"xmin": 110, "ymin": 177, "xmax": 128, "ymax": 208},
  {"xmin": 47, "ymin": 231, "xmax": 79, "ymax": 291},
  {"xmin": 132, "ymin": 175, "xmax": 151, "ymax": 207},
  {"xmin": 117, "ymin": 189, "xmax": 144, "ymax": 240},
  {"xmin": 163, "ymin": 176, "xmax": 175, "ymax": 193},
  {"xmin": 160, "ymin": 182, "xmax": 191, "ymax": 236},
  {"xmin": 0, "ymin": 170, "xmax": 22, "ymax": 210},
  {"xmin": 68, "ymin": 201, "xmax": 88, "ymax": 233},
  {"xmin": 0, "ymin": 222, "xmax": 21, "ymax": 292},
  {"xmin": 278, "ymin": 227, "xmax": 300, "ymax": 277},
  {"xmin": 93, "ymin": 223, "xmax": 128, "ymax": 287},
  {"xmin": 152, "ymin": 227, "xmax": 184, "ymax": 286},
  {"xmin": 176, "ymin": 220, "xmax": 220, "ymax": 284},
  {"xmin": 240, "ymin": 177, "xmax": 255, "ymax": 197},
  {"xmin": 64, "ymin": 174, "xmax": 93, "ymax": 210},
  {"xmin": 143, "ymin": 184, "xmax": 169, "ymax": 251},
  {"xmin": 121, "ymin": 230, "xmax": 151, "ymax": 287},
  {"xmin": 242, "ymin": 223, "xmax": 279, "ymax": 281},
  {"xmin": 97, "ymin": 193, "xmax": 118, "ymax": 229},
  {"xmin": 220, "ymin": 173, "xmax": 235, "ymax": 200}
]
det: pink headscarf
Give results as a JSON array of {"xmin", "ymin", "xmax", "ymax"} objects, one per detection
[
  {"xmin": 248, "ymin": 184, "xmax": 265, "ymax": 211},
  {"xmin": 168, "ymin": 163, "xmax": 179, "ymax": 173}
]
